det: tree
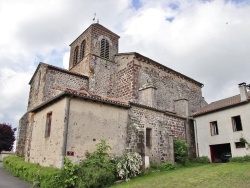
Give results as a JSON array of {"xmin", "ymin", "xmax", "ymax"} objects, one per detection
[{"xmin": 0, "ymin": 123, "xmax": 16, "ymax": 153}]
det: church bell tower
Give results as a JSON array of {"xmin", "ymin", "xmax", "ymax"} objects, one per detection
[{"xmin": 68, "ymin": 23, "xmax": 120, "ymax": 75}]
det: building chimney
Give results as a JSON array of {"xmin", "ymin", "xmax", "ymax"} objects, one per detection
[{"xmin": 238, "ymin": 82, "xmax": 248, "ymax": 102}]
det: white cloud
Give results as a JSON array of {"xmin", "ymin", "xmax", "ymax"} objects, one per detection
[
  {"xmin": 1, "ymin": 0, "xmax": 250, "ymax": 128},
  {"xmin": 63, "ymin": 52, "xmax": 70, "ymax": 69}
]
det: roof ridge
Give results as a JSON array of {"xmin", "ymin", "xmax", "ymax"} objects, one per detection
[
  {"xmin": 209, "ymin": 93, "xmax": 240, "ymax": 105},
  {"xmin": 192, "ymin": 91, "xmax": 250, "ymax": 117}
]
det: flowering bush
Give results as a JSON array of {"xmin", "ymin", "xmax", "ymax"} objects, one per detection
[{"xmin": 115, "ymin": 152, "xmax": 142, "ymax": 181}]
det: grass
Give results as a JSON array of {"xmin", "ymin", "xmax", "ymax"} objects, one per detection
[{"xmin": 111, "ymin": 162, "xmax": 250, "ymax": 188}]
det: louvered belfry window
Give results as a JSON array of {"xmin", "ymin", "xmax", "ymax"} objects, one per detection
[
  {"xmin": 73, "ymin": 46, "xmax": 79, "ymax": 65},
  {"xmin": 80, "ymin": 40, "xmax": 86, "ymax": 60},
  {"xmin": 100, "ymin": 38, "xmax": 109, "ymax": 59}
]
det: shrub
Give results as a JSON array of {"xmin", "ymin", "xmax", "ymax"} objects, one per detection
[
  {"xmin": 149, "ymin": 162, "xmax": 177, "ymax": 172},
  {"xmin": 229, "ymin": 155, "xmax": 250, "ymax": 163},
  {"xmin": 82, "ymin": 140, "xmax": 115, "ymax": 172},
  {"xmin": 158, "ymin": 162, "xmax": 177, "ymax": 171},
  {"xmin": 76, "ymin": 165, "xmax": 115, "ymax": 188},
  {"xmin": 115, "ymin": 152, "xmax": 142, "ymax": 181},
  {"xmin": 192, "ymin": 156, "xmax": 210, "ymax": 164},
  {"xmin": 55, "ymin": 158, "xmax": 79, "ymax": 188},
  {"xmin": 75, "ymin": 140, "xmax": 116, "ymax": 188},
  {"xmin": 174, "ymin": 139, "xmax": 189, "ymax": 165},
  {"xmin": 149, "ymin": 162, "xmax": 160, "ymax": 171}
]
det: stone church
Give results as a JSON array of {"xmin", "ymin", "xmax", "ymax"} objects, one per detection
[{"xmin": 16, "ymin": 23, "xmax": 206, "ymax": 168}]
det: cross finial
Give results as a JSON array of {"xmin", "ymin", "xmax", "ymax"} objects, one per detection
[{"xmin": 93, "ymin": 12, "xmax": 96, "ymax": 22}]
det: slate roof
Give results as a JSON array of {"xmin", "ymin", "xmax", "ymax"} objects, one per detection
[{"xmin": 192, "ymin": 93, "xmax": 250, "ymax": 117}]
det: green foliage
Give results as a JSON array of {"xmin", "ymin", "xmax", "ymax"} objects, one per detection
[
  {"xmin": 76, "ymin": 165, "xmax": 115, "ymax": 188},
  {"xmin": 239, "ymin": 137, "xmax": 250, "ymax": 148},
  {"xmin": 0, "ymin": 123, "xmax": 16, "ymax": 153},
  {"xmin": 192, "ymin": 156, "xmax": 210, "ymax": 164},
  {"xmin": 174, "ymin": 139, "xmax": 189, "ymax": 165},
  {"xmin": 76, "ymin": 140, "xmax": 116, "ymax": 187},
  {"xmin": 3, "ymin": 155, "xmax": 61, "ymax": 188},
  {"xmin": 114, "ymin": 152, "xmax": 142, "ymax": 181},
  {"xmin": 149, "ymin": 162, "xmax": 177, "ymax": 172},
  {"xmin": 158, "ymin": 162, "xmax": 177, "ymax": 171},
  {"xmin": 149, "ymin": 162, "xmax": 160, "ymax": 171},
  {"xmin": 56, "ymin": 158, "xmax": 79, "ymax": 188},
  {"xmin": 82, "ymin": 140, "xmax": 115, "ymax": 173},
  {"xmin": 229, "ymin": 155, "xmax": 250, "ymax": 163},
  {"xmin": 84, "ymin": 140, "xmax": 113, "ymax": 168},
  {"xmin": 2, "ymin": 141, "xmax": 143, "ymax": 187}
]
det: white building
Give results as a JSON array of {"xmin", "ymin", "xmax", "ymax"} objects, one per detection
[{"xmin": 192, "ymin": 83, "xmax": 250, "ymax": 162}]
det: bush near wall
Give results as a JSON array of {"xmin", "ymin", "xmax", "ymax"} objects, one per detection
[
  {"xmin": 174, "ymin": 139, "xmax": 189, "ymax": 165},
  {"xmin": 3, "ymin": 155, "xmax": 61, "ymax": 188}
]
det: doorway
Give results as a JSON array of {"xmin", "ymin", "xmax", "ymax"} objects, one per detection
[{"xmin": 210, "ymin": 143, "xmax": 231, "ymax": 163}]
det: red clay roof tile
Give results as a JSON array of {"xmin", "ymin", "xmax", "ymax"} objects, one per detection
[{"xmin": 192, "ymin": 93, "xmax": 250, "ymax": 116}]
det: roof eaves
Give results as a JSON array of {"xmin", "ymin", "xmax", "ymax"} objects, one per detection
[
  {"xmin": 74, "ymin": 93, "xmax": 130, "ymax": 108},
  {"xmin": 29, "ymin": 92, "xmax": 130, "ymax": 113},
  {"xmin": 29, "ymin": 92, "xmax": 66, "ymax": 113}
]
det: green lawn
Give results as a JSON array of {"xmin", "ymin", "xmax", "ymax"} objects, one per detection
[{"xmin": 111, "ymin": 163, "xmax": 250, "ymax": 188}]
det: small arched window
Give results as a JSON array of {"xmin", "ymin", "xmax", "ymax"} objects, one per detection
[
  {"xmin": 80, "ymin": 40, "xmax": 86, "ymax": 60},
  {"xmin": 100, "ymin": 38, "xmax": 109, "ymax": 59},
  {"xmin": 73, "ymin": 46, "xmax": 79, "ymax": 65}
]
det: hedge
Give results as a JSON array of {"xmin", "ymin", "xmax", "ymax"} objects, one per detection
[{"xmin": 3, "ymin": 155, "xmax": 61, "ymax": 188}]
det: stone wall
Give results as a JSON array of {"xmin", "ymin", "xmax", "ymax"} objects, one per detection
[
  {"xmin": 24, "ymin": 113, "xmax": 34, "ymax": 162},
  {"xmin": 135, "ymin": 55, "xmax": 203, "ymax": 114},
  {"xmin": 91, "ymin": 24, "xmax": 119, "ymax": 61},
  {"xmin": 113, "ymin": 53, "xmax": 203, "ymax": 115},
  {"xmin": 114, "ymin": 59, "xmax": 140, "ymax": 100},
  {"xmin": 28, "ymin": 65, "xmax": 47, "ymax": 110},
  {"xmin": 128, "ymin": 105, "xmax": 185, "ymax": 163},
  {"xmin": 187, "ymin": 119, "xmax": 196, "ymax": 158},
  {"xmin": 88, "ymin": 56, "xmax": 117, "ymax": 97},
  {"xmin": 28, "ymin": 64, "xmax": 89, "ymax": 111},
  {"xmin": 44, "ymin": 68, "xmax": 88, "ymax": 101},
  {"xmin": 69, "ymin": 55, "xmax": 91, "ymax": 76},
  {"xmin": 16, "ymin": 113, "xmax": 29, "ymax": 157},
  {"xmin": 69, "ymin": 26, "xmax": 92, "ymax": 70}
]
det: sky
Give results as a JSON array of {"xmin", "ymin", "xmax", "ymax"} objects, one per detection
[{"xmin": 1, "ymin": 0, "xmax": 250, "ymax": 130}]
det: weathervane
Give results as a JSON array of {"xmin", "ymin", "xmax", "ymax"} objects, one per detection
[{"xmin": 93, "ymin": 13, "xmax": 99, "ymax": 23}]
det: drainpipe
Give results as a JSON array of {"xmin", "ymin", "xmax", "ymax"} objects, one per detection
[
  {"xmin": 193, "ymin": 119, "xmax": 199, "ymax": 157},
  {"xmin": 61, "ymin": 95, "xmax": 73, "ymax": 168}
]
